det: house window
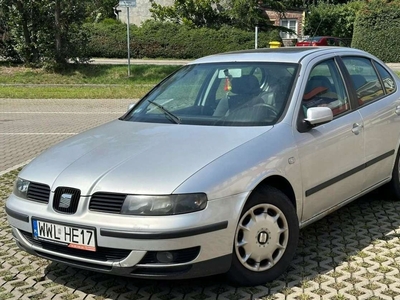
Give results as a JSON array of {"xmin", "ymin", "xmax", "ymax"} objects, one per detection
[{"xmin": 280, "ymin": 19, "xmax": 297, "ymax": 39}]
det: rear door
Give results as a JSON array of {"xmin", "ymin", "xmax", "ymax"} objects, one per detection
[{"xmin": 341, "ymin": 56, "xmax": 400, "ymax": 191}]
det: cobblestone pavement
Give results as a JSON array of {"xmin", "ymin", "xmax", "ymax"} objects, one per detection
[
  {"xmin": 0, "ymin": 99, "xmax": 134, "ymax": 173},
  {"xmin": 2, "ymin": 99, "xmax": 400, "ymax": 299}
]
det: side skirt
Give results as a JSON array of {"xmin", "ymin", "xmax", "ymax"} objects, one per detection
[{"xmin": 300, "ymin": 177, "xmax": 391, "ymax": 229}]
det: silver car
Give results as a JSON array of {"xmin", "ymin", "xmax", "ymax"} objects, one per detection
[{"xmin": 6, "ymin": 47, "xmax": 400, "ymax": 286}]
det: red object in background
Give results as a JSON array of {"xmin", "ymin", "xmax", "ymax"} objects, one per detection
[{"xmin": 296, "ymin": 36, "xmax": 349, "ymax": 47}]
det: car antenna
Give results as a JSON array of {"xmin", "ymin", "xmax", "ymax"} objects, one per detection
[{"xmin": 311, "ymin": 18, "xmax": 323, "ymax": 39}]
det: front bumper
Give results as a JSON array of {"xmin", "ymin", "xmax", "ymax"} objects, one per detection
[
  {"xmin": 11, "ymin": 226, "xmax": 232, "ymax": 279},
  {"xmin": 6, "ymin": 192, "xmax": 248, "ymax": 279}
]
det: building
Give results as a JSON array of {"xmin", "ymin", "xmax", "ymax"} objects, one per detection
[{"xmin": 265, "ymin": 8, "xmax": 305, "ymax": 46}]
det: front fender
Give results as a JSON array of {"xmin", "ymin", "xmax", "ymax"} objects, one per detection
[{"xmin": 173, "ymin": 124, "xmax": 303, "ymax": 219}]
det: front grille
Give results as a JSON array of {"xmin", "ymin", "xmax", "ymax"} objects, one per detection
[
  {"xmin": 27, "ymin": 182, "xmax": 50, "ymax": 203},
  {"xmin": 20, "ymin": 230, "xmax": 131, "ymax": 262},
  {"xmin": 138, "ymin": 246, "xmax": 201, "ymax": 264},
  {"xmin": 53, "ymin": 187, "xmax": 81, "ymax": 214},
  {"xmin": 89, "ymin": 192, "xmax": 126, "ymax": 213}
]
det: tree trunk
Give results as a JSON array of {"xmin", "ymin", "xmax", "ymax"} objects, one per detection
[
  {"xmin": 15, "ymin": 0, "xmax": 34, "ymax": 64},
  {"xmin": 54, "ymin": 0, "xmax": 63, "ymax": 64}
]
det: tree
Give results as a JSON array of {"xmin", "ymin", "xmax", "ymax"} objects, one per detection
[
  {"xmin": 149, "ymin": 0, "xmax": 295, "ymax": 31},
  {"xmin": 150, "ymin": 0, "xmax": 229, "ymax": 28},
  {"xmin": 296, "ymin": 0, "xmax": 353, "ymax": 6},
  {"xmin": 0, "ymin": 0, "xmax": 91, "ymax": 67},
  {"xmin": 85, "ymin": 0, "xmax": 119, "ymax": 22},
  {"xmin": 229, "ymin": 0, "xmax": 286, "ymax": 31},
  {"xmin": 303, "ymin": 1, "xmax": 364, "ymax": 38}
]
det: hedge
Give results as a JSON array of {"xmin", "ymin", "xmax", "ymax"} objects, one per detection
[
  {"xmin": 84, "ymin": 20, "xmax": 283, "ymax": 59},
  {"xmin": 352, "ymin": 0, "xmax": 400, "ymax": 62}
]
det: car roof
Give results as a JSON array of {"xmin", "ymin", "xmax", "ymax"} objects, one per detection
[{"xmin": 189, "ymin": 47, "xmax": 366, "ymax": 64}]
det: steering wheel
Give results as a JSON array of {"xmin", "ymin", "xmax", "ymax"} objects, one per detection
[
  {"xmin": 253, "ymin": 103, "xmax": 278, "ymax": 118},
  {"xmin": 214, "ymin": 102, "xmax": 278, "ymax": 124}
]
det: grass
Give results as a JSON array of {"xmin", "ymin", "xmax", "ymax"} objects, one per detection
[
  {"xmin": 0, "ymin": 85, "xmax": 152, "ymax": 99},
  {"xmin": 0, "ymin": 62, "xmax": 399, "ymax": 99},
  {"xmin": 0, "ymin": 63, "xmax": 181, "ymax": 99},
  {"xmin": 0, "ymin": 63, "xmax": 180, "ymax": 84}
]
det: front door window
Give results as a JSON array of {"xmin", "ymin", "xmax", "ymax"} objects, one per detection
[{"xmin": 302, "ymin": 58, "xmax": 350, "ymax": 117}]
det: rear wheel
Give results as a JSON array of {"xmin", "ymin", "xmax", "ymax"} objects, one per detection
[{"xmin": 227, "ymin": 186, "xmax": 299, "ymax": 286}]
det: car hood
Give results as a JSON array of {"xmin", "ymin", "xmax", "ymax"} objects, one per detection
[{"xmin": 20, "ymin": 120, "xmax": 272, "ymax": 195}]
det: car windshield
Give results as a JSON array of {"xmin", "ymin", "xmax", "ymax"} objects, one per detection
[{"xmin": 123, "ymin": 62, "xmax": 298, "ymax": 126}]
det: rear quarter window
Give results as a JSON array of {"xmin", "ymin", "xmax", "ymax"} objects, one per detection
[{"xmin": 374, "ymin": 62, "xmax": 396, "ymax": 95}]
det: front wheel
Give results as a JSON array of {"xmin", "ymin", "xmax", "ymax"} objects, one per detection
[{"xmin": 227, "ymin": 186, "xmax": 299, "ymax": 286}]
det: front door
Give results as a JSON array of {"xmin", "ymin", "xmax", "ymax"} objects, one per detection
[{"xmin": 294, "ymin": 57, "xmax": 365, "ymax": 222}]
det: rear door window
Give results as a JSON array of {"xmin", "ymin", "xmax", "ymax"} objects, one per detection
[{"xmin": 342, "ymin": 57, "xmax": 385, "ymax": 106}]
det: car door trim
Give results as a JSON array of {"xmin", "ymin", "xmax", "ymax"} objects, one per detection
[
  {"xmin": 100, "ymin": 221, "xmax": 228, "ymax": 240},
  {"xmin": 306, "ymin": 149, "xmax": 395, "ymax": 197}
]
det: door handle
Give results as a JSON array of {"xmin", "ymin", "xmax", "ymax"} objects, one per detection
[
  {"xmin": 395, "ymin": 106, "xmax": 400, "ymax": 115},
  {"xmin": 352, "ymin": 123, "xmax": 362, "ymax": 135}
]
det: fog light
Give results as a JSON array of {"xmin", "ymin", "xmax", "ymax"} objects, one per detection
[{"xmin": 156, "ymin": 251, "xmax": 174, "ymax": 263}]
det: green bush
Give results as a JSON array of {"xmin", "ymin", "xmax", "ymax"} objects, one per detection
[
  {"xmin": 84, "ymin": 20, "xmax": 282, "ymax": 59},
  {"xmin": 304, "ymin": 1, "xmax": 364, "ymax": 39},
  {"xmin": 352, "ymin": 0, "xmax": 400, "ymax": 62},
  {"xmin": 83, "ymin": 21, "xmax": 129, "ymax": 58}
]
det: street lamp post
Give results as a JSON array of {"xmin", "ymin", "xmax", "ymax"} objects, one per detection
[
  {"xmin": 127, "ymin": 6, "xmax": 131, "ymax": 77},
  {"xmin": 255, "ymin": 26, "xmax": 258, "ymax": 49},
  {"xmin": 118, "ymin": 0, "xmax": 136, "ymax": 77}
]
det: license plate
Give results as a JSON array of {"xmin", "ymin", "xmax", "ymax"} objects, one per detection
[{"xmin": 32, "ymin": 219, "xmax": 96, "ymax": 252}]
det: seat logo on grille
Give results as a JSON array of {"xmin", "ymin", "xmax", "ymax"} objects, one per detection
[{"xmin": 59, "ymin": 193, "xmax": 73, "ymax": 209}]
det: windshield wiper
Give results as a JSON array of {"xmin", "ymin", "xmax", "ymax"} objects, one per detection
[{"xmin": 147, "ymin": 100, "xmax": 181, "ymax": 124}]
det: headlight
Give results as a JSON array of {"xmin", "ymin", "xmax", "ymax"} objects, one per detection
[
  {"xmin": 121, "ymin": 193, "xmax": 207, "ymax": 215},
  {"xmin": 13, "ymin": 178, "xmax": 30, "ymax": 199}
]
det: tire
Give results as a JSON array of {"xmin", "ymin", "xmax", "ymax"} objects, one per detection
[
  {"xmin": 389, "ymin": 149, "xmax": 400, "ymax": 199},
  {"xmin": 227, "ymin": 186, "xmax": 299, "ymax": 286}
]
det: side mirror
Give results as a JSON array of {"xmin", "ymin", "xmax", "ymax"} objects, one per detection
[{"xmin": 304, "ymin": 107, "xmax": 333, "ymax": 125}]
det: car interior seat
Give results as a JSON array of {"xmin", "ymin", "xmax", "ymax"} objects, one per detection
[
  {"xmin": 350, "ymin": 74, "xmax": 368, "ymax": 105},
  {"xmin": 268, "ymin": 76, "xmax": 291, "ymax": 112},
  {"xmin": 304, "ymin": 75, "xmax": 334, "ymax": 100},
  {"xmin": 350, "ymin": 74, "xmax": 367, "ymax": 90},
  {"xmin": 303, "ymin": 75, "xmax": 348, "ymax": 116},
  {"xmin": 230, "ymin": 74, "xmax": 260, "ymax": 96},
  {"xmin": 214, "ymin": 74, "xmax": 261, "ymax": 116}
]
